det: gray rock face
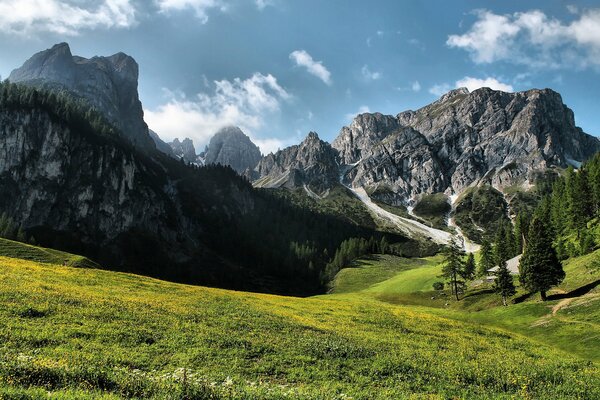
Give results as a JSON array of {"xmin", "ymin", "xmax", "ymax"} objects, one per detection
[
  {"xmin": 0, "ymin": 103, "xmax": 262, "ymax": 281},
  {"xmin": 254, "ymin": 132, "xmax": 339, "ymax": 193},
  {"xmin": 332, "ymin": 112, "xmax": 400, "ymax": 164},
  {"xmin": 345, "ymin": 127, "xmax": 447, "ymax": 205},
  {"xmin": 8, "ymin": 43, "xmax": 156, "ymax": 152},
  {"xmin": 204, "ymin": 126, "xmax": 262, "ymax": 173},
  {"xmin": 169, "ymin": 138, "xmax": 198, "ymax": 164},
  {"xmin": 332, "ymin": 87, "xmax": 600, "ymax": 203},
  {"xmin": 149, "ymin": 129, "xmax": 174, "ymax": 156}
]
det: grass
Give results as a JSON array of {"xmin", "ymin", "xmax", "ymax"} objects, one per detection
[
  {"xmin": 1, "ymin": 247, "xmax": 599, "ymax": 398},
  {"xmin": 331, "ymin": 249, "xmax": 600, "ymax": 363},
  {"xmin": 0, "ymin": 238, "xmax": 99, "ymax": 268}
]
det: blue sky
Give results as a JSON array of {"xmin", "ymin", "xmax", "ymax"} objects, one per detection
[{"xmin": 1, "ymin": 0, "xmax": 600, "ymax": 154}]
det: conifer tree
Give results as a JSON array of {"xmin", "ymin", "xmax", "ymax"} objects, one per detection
[
  {"xmin": 494, "ymin": 259, "xmax": 516, "ymax": 306},
  {"xmin": 478, "ymin": 239, "xmax": 494, "ymax": 277},
  {"xmin": 441, "ymin": 238, "xmax": 466, "ymax": 301},
  {"xmin": 464, "ymin": 253, "xmax": 476, "ymax": 281},
  {"xmin": 519, "ymin": 216, "xmax": 565, "ymax": 301}
]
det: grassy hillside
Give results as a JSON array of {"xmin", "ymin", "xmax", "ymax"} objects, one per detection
[
  {"xmin": 330, "ymin": 251, "xmax": 600, "ymax": 362},
  {"xmin": 1, "ymin": 249, "xmax": 599, "ymax": 398},
  {"xmin": 0, "ymin": 237, "xmax": 99, "ymax": 268}
]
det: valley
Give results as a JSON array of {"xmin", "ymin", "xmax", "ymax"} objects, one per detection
[{"xmin": 1, "ymin": 32, "xmax": 600, "ymax": 400}]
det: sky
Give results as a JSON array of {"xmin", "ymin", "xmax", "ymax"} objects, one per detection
[{"xmin": 1, "ymin": 0, "xmax": 600, "ymax": 154}]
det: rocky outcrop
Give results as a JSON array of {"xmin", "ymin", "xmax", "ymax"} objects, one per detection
[
  {"xmin": 344, "ymin": 127, "xmax": 446, "ymax": 205},
  {"xmin": 149, "ymin": 129, "xmax": 174, "ymax": 156},
  {"xmin": 8, "ymin": 43, "xmax": 156, "ymax": 152},
  {"xmin": 332, "ymin": 112, "xmax": 400, "ymax": 164},
  {"xmin": 254, "ymin": 132, "xmax": 339, "ymax": 193},
  {"xmin": 204, "ymin": 126, "xmax": 262, "ymax": 173},
  {"xmin": 332, "ymin": 87, "xmax": 600, "ymax": 203},
  {"xmin": 169, "ymin": 137, "xmax": 199, "ymax": 164}
]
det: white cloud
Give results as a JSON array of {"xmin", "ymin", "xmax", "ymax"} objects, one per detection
[
  {"xmin": 145, "ymin": 73, "xmax": 290, "ymax": 155},
  {"xmin": 289, "ymin": 50, "xmax": 332, "ymax": 85},
  {"xmin": 447, "ymin": 8, "xmax": 600, "ymax": 69},
  {"xmin": 345, "ymin": 105, "xmax": 370, "ymax": 122},
  {"xmin": 361, "ymin": 65, "xmax": 381, "ymax": 80},
  {"xmin": 156, "ymin": 0, "xmax": 226, "ymax": 23},
  {"xmin": 429, "ymin": 76, "xmax": 513, "ymax": 97},
  {"xmin": 255, "ymin": 0, "xmax": 273, "ymax": 10},
  {"xmin": 411, "ymin": 81, "xmax": 421, "ymax": 92},
  {"xmin": 0, "ymin": 0, "xmax": 137, "ymax": 36},
  {"xmin": 455, "ymin": 76, "xmax": 513, "ymax": 92},
  {"xmin": 428, "ymin": 83, "xmax": 451, "ymax": 96}
]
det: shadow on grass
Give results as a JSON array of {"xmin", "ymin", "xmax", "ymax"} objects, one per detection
[{"xmin": 547, "ymin": 279, "xmax": 600, "ymax": 301}]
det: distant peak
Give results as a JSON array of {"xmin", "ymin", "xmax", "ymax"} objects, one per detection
[
  {"xmin": 50, "ymin": 42, "xmax": 71, "ymax": 52},
  {"xmin": 306, "ymin": 131, "xmax": 320, "ymax": 141},
  {"xmin": 440, "ymin": 87, "xmax": 469, "ymax": 100}
]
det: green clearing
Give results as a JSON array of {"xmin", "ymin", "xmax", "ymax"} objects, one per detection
[
  {"xmin": 0, "ymin": 242, "xmax": 599, "ymax": 398},
  {"xmin": 0, "ymin": 238, "xmax": 99, "ymax": 268}
]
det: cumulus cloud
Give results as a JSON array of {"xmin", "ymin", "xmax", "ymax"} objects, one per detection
[
  {"xmin": 411, "ymin": 81, "xmax": 421, "ymax": 92},
  {"xmin": 156, "ymin": 0, "xmax": 227, "ymax": 23},
  {"xmin": 455, "ymin": 77, "xmax": 513, "ymax": 92},
  {"xmin": 289, "ymin": 50, "xmax": 332, "ymax": 85},
  {"xmin": 0, "ymin": 0, "xmax": 137, "ymax": 36},
  {"xmin": 429, "ymin": 76, "xmax": 513, "ymax": 97},
  {"xmin": 145, "ymin": 73, "xmax": 291, "ymax": 154},
  {"xmin": 361, "ymin": 65, "xmax": 382, "ymax": 81},
  {"xmin": 428, "ymin": 83, "xmax": 452, "ymax": 96},
  {"xmin": 447, "ymin": 8, "xmax": 600, "ymax": 69},
  {"xmin": 345, "ymin": 105, "xmax": 370, "ymax": 122}
]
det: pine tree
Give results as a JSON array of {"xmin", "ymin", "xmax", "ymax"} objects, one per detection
[
  {"xmin": 16, "ymin": 227, "xmax": 26, "ymax": 243},
  {"xmin": 519, "ymin": 216, "xmax": 565, "ymax": 301},
  {"xmin": 441, "ymin": 238, "xmax": 466, "ymax": 301},
  {"xmin": 478, "ymin": 239, "xmax": 494, "ymax": 277},
  {"xmin": 494, "ymin": 259, "xmax": 516, "ymax": 306},
  {"xmin": 513, "ymin": 213, "xmax": 528, "ymax": 254},
  {"xmin": 463, "ymin": 253, "xmax": 476, "ymax": 281},
  {"xmin": 494, "ymin": 222, "xmax": 510, "ymax": 266}
]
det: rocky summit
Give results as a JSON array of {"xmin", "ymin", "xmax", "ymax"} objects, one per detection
[
  {"xmin": 254, "ymin": 131, "xmax": 339, "ymax": 194},
  {"xmin": 169, "ymin": 137, "xmax": 200, "ymax": 164},
  {"xmin": 255, "ymin": 87, "xmax": 600, "ymax": 205},
  {"xmin": 8, "ymin": 43, "xmax": 156, "ymax": 152},
  {"xmin": 204, "ymin": 126, "xmax": 262, "ymax": 174}
]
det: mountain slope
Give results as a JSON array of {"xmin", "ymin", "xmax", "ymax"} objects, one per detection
[{"xmin": 0, "ymin": 81, "xmax": 393, "ymax": 294}]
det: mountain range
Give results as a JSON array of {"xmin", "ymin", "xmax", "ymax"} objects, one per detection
[{"xmin": 2, "ymin": 42, "xmax": 599, "ymax": 292}]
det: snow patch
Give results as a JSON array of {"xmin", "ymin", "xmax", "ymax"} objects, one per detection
[
  {"xmin": 566, "ymin": 158, "xmax": 582, "ymax": 169},
  {"xmin": 349, "ymin": 186, "xmax": 453, "ymax": 245}
]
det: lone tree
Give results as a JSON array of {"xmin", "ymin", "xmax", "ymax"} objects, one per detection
[
  {"xmin": 519, "ymin": 216, "xmax": 565, "ymax": 301},
  {"xmin": 478, "ymin": 239, "xmax": 494, "ymax": 277},
  {"xmin": 464, "ymin": 253, "xmax": 476, "ymax": 281},
  {"xmin": 494, "ymin": 259, "xmax": 516, "ymax": 306},
  {"xmin": 441, "ymin": 238, "xmax": 466, "ymax": 301}
]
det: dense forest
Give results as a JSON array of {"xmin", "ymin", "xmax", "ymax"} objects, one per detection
[{"xmin": 0, "ymin": 81, "xmax": 413, "ymax": 294}]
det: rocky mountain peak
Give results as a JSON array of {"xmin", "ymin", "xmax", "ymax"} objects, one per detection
[
  {"xmin": 332, "ymin": 112, "xmax": 400, "ymax": 164},
  {"xmin": 329, "ymin": 87, "xmax": 600, "ymax": 203},
  {"xmin": 8, "ymin": 43, "xmax": 155, "ymax": 152},
  {"xmin": 204, "ymin": 126, "xmax": 262, "ymax": 173},
  {"xmin": 169, "ymin": 138, "xmax": 198, "ymax": 164},
  {"xmin": 253, "ymin": 131, "xmax": 339, "ymax": 192}
]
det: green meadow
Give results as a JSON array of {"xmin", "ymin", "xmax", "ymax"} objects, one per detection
[{"xmin": 0, "ymin": 238, "xmax": 599, "ymax": 399}]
